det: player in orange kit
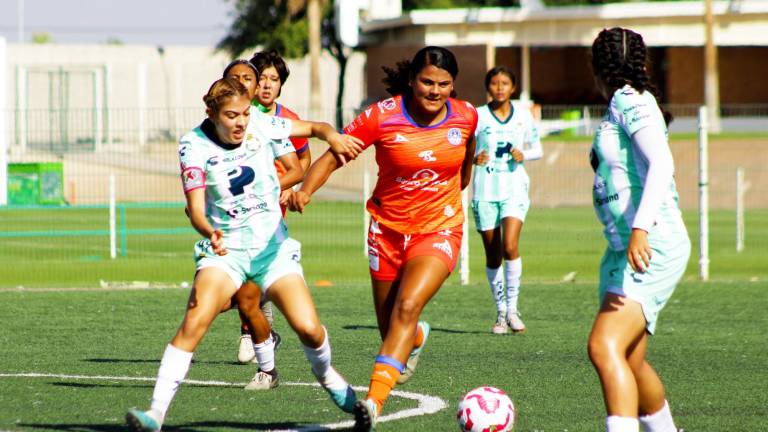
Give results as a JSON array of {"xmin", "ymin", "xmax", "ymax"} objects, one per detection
[{"xmin": 290, "ymin": 46, "xmax": 478, "ymax": 431}]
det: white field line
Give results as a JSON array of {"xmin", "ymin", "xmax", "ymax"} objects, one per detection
[{"xmin": 0, "ymin": 372, "xmax": 447, "ymax": 431}]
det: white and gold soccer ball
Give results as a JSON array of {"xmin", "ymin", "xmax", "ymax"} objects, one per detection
[{"xmin": 456, "ymin": 386, "xmax": 516, "ymax": 432}]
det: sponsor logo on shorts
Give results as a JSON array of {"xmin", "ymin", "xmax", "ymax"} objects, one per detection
[
  {"xmin": 432, "ymin": 239, "xmax": 453, "ymax": 259},
  {"xmin": 447, "ymin": 128, "xmax": 462, "ymax": 146},
  {"xmin": 368, "ymin": 247, "xmax": 380, "ymax": 271}
]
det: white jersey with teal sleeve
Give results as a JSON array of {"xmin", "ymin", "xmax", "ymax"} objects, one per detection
[
  {"xmin": 590, "ymin": 85, "xmax": 684, "ymax": 251},
  {"xmin": 178, "ymin": 111, "xmax": 294, "ymax": 252},
  {"xmin": 472, "ymin": 102, "xmax": 542, "ymax": 201}
]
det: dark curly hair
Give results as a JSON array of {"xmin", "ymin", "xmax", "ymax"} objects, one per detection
[
  {"xmin": 592, "ymin": 28, "xmax": 672, "ymax": 124},
  {"xmin": 382, "ymin": 46, "xmax": 458, "ymax": 97}
]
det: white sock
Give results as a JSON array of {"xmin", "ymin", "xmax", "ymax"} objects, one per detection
[
  {"xmin": 606, "ymin": 416, "xmax": 640, "ymax": 432},
  {"xmin": 302, "ymin": 327, "xmax": 347, "ymax": 390},
  {"xmin": 253, "ymin": 334, "xmax": 276, "ymax": 373},
  {"xmin": 149, "ymin": 344, "xmax": 193, "ymax": 420},
  {"xmin": 485, "ymin": 266, "xmax": 505, "ymax": 312},
  {"xmin": 640, "ymin": 401, "xmax": 677, "ymax": 432},
  {"xmin": 504, "ymin": 258, "xmax": 522, "ymax": 313}
]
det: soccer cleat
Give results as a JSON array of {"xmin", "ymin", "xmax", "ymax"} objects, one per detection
[
  {"xmin": 492, "ymin": 311, "xmax": 509, "ymax": 335},
  {"xmin": 315, "ymin": 366, "xmax": 357, "ymax": 413},
  {"xmin": 244, "ymin": 370, "xmax": 279, "ymax": 390},
  {"xmin": 397, "ymin": 321, "xmax": 430, "ymax": 384},
  {"xmin": 125, "ymin": 408, "xmax": 162, "ymax": 432},
  {"xmin": 237, "ymin": 334, "xmax": 256, "ymax": 364},
  {"xmin": 352, "ymin": 399, "xmax": 378, "ymax": 431},
  {"xmin": 507, "ymin": 311, "xmax": 526, "ymax": 333}
]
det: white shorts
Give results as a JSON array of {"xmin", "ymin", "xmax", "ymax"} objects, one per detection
[
  {"xmin": 194, "ymin": 237, "xmax": 303, "ymax": 293},
  {"xmin": 472, "ymin": 195, "xmax": 530, "ymax": 232}
]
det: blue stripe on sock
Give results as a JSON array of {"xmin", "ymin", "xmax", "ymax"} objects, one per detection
[{"xmin": 375, "ymin": 355, "xmax": 405, "ymax": 373}]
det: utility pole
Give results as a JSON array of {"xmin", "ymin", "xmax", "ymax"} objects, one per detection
[
  {"xmin": 308, "ymin": 0, "xmax": 322, "ymax": 119},
  {"xmin": 704, "ymin": 0, "xmax": 721, "ymax": 133}
]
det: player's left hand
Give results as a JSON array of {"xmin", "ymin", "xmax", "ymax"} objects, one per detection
[
  {"xmin": 510, "ymin": 148, "xmax": 525, "ymax": 163},
  {"xmin": 280, "ymin": 189, "xmax": 293, "ymax": 206},
  {"xmin": 328, "ymin": 133, "xmax": 363, "ymax": 163},
  {"xmin": 627, "ymin": 228, "xmax": 651, "ymax": 273}
]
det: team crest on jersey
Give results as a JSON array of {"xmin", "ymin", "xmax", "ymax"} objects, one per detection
[
  {"xmin": 444, "ymin": 205, "xmax": 456, "ymax": 217},
  {"xmin": 378, "ymin": 98, "xmax": 396, "ymax": 112},
  {"xmin": 447, "ymin": 128, "xmax": 462, "ymax": 146},
  {"xmin": 432, "ymin": 239, "xmax": 453, "ymax": 259},
  {"xmin": 245, "ymin": 137, "xmax": 263, "ymax": 153}
]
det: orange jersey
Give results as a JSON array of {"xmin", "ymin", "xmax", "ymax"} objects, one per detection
[
  {"xmin": 274, "ymin": 103, "xmax": 309, "ymax": 177},
  {"xmin": 344, "ymin": 95, "xmax": 478, "ymax": 234}
]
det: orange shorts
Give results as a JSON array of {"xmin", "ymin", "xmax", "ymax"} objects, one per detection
[{"xmin": 367, "ymin": 218, "xmax": 463, "ymax": 281}]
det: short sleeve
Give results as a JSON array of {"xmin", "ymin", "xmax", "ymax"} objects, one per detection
[
  {"xmin": 272, "ymin": 137, "xmax": 295, "ymax": 159},
  {"xmin": 610, "ymin": 87, "xmax": 660, "ymax": 136},
  {"xmin": 253, "ymin": 111, "xmax": 292, "ymax": 141},
  {"xmin": 343, "ymin": 103, "xmax": 381, "ymax": 150},
  {"xmin": 178, "ymin": 138, "xmax": 206, "ymax": 193}
]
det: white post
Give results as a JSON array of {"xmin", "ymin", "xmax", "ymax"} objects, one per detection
[
  {"xmin": 0, "ymin": 37, "xmax": 7, "ymax": 205},
  {"xmin": 93, "ymin": 69, "xmax": 103, "ymax": 152},
  {"xmin": 16, "ymin": 65, "xmax": 27, "ymax": 153},
  {"xmin": 109, "ymin": 174, "xmax": 117, "ymax": 259},
  {"xmin": 698, "ymin": 106, "xmax": 709, "ymax": 281},
  {"xmin": 520, "ymin": 44, "xmax": 531, "ymax": 103},
  {"xmin": 104, "ymin": 64, "xmax": 112, "ymax": 147},
  {"xmin": 137, "ymin": 62, "xmax": 147, "ymax": 147},
  {"xmin": 362, "ymin": 167, "xmax": 370, "ymax": 257},
  {"xmin": 460, "ymin": 188, "xmax": 470, "ymax": 285},
  {"xmin": 736, "ymin": 167, "xmax": 745, "ymax": 252},
  {"xmin": 174, "ymin": 64, "xmax": 184, "ymax": 140}
]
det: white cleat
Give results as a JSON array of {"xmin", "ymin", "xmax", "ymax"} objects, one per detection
[
  {"xmin": 492, "ymin": 311, "xmax": 509, "ymax": 335},
  {"xmin": 237, "ymin": 334, "xmax": 256, "ymax": 364},
  {"xmin": 507, "ymin": 311, "xmax": 526, "ymax": 333},
  {"xmin": 244, "ymin": 370, "xmax": 279, "ymax": 390}
]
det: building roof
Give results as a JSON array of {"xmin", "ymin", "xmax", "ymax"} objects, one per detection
[{"xmin": 361, "ymin": 1, "xmax": 768, "ymax": 46}]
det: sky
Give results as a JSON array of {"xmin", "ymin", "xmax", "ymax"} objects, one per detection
[{"xmin": 0, "ymin": 0, "xmax": 235, "ymax": 46}]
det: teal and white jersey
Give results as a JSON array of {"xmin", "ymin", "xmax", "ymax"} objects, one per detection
[
  {"xmin": 591, "ymin": 85, "xmax": 683, "ymax": 251},
  {"xmin": 179, "ymin": 111, "xmax": 294, "ymax": 252},
  {"xmin": 472, "ymin": 102, "xmax": 542, "ymax": 201}
]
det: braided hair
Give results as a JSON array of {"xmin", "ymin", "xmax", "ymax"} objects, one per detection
[
  {"xmin": 591, "ymin": 27, "xmax": 672, "ymax": 124},
  {"xmin": 382, "ymin": 46, "xmax": 459, "ymax": 97}
]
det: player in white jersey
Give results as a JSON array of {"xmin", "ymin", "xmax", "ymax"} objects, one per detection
[
  {"xmin": 587, "ymin": 28, "xmax": 690, "ymax": 432},
  {"xmin": 125, "ymin": 78, "xmax": 361, "ymax": 432},
  {"xmin": 471, "ymin": 66, "xmax": 542, "ymax": 334}
]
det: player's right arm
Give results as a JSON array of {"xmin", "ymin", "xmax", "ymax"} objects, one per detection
[{"xmin": 290, "ymin": 103, "xmax": 379, "ymax": 213}]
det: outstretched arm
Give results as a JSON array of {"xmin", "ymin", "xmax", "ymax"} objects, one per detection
[{"xmin": 289, "ymin": 119, "xmax": 363, "ymax": 163}]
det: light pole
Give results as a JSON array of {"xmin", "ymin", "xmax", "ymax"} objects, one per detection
[{"xmin": 704, "ymin": 0, "xmax": 721, "ymax": 133}]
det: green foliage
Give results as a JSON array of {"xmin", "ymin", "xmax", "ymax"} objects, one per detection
[
  {"xmin": 218, "ymin": 0, "xmax": 310, "ymax": 57},
  {"xmin": 31, "ymin": 32, "xmax": 53, "ymax": 44}
]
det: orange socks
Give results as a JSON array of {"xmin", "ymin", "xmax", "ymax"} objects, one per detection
[
  {"xmin": 413, "ymin": 324, "xmax": 425, "ymax": 349},
  {"xmin": 366, "ymin": 355, "xmax": 404, "ymax": 413}
]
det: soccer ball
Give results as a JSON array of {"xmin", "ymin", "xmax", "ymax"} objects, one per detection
[{"xmin": 456, "ymin": 386, "xmax": 516, "ymax": 432}]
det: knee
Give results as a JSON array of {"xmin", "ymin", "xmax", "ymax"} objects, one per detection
[
  {"xmin": 294, "ymin": 320, "xmax": 324, "ymax": 347},
  {"xmin": 587, "ymin": 336, "xmax": 614, "ymax": 369},
  {"xmin": 503, "ymin": 245, "xmax": 520, "ymax": 260},
  {"xmin": 393, "ymin": 298, "xmax": 422, "ymax": 324}
]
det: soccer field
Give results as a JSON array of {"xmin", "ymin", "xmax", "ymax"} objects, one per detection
[{"xmin": 0, "ymin": 204, "xmax": 767, "ymax": 430}]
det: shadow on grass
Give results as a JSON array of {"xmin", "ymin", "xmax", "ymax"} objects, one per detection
[
  {"xmin": 84, "ymin": 358, "xmax": 241, "ymax": 366},
  {"xmin": 19, "ymin": 421, "xmax": 348, "ymax": 431},
  {"xmin": 343, "ymin": 324, "xmax": 486, "ymax": 335},
  {"xmin": 50, "ymin": 381, "xmax": 155, "ymax": 389}
]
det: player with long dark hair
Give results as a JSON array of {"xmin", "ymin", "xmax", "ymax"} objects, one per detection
[
  {"xmin": 291, "ymin": 46, "xmax": 478, "ymax": 431},
  {"xmin": 588, "ymin": 27, "xmax": 690, "ymax": 432}
]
